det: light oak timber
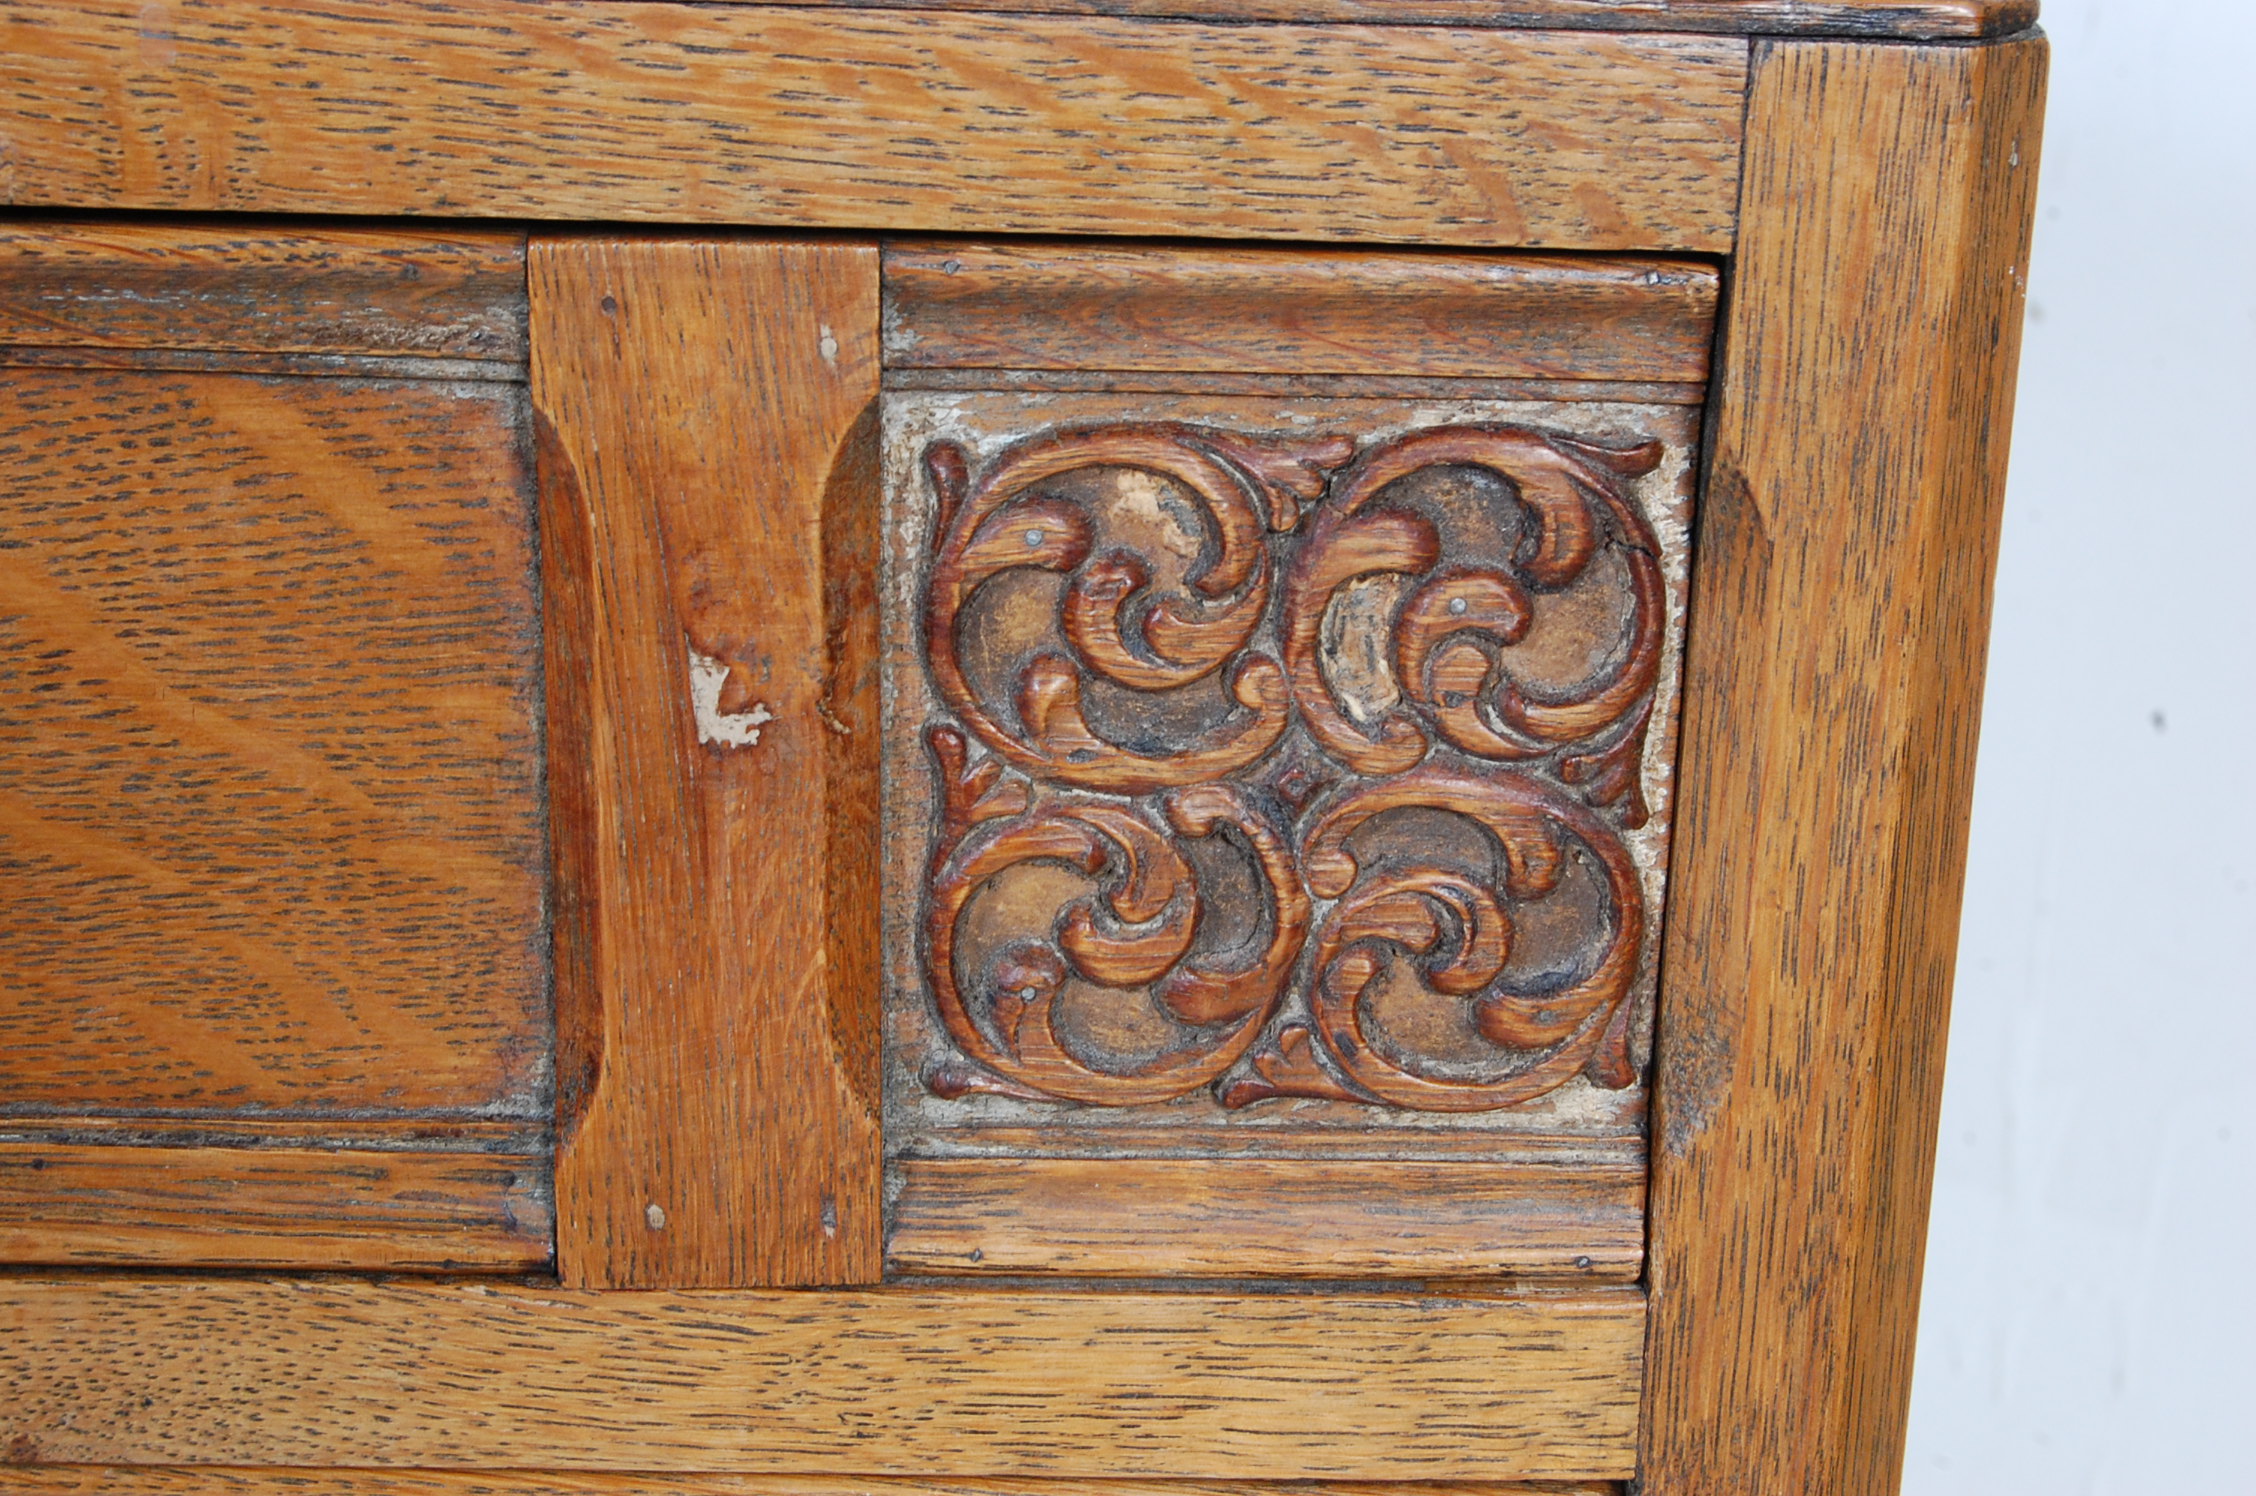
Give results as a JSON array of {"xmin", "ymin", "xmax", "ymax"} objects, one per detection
[
  {"xmin": 911, "ymin": 1124, "xmax": 1643, "ymax": 1162},
  {"xmin": 882, "ymin": 242, "xmax": 1718, "ymax": 382},
  {"xmin": 0, "ymin": 1278, "xmax": 1644, "ymax": 1479},
  {"xmin": 0, "ymin": 1117, "xmax": 545, "ymax": 1154},
  {"xmin": 1640, "ymin": 33, "xmax": 2046, "ymax": 1496},
  {"xmin": 0, "ymin": 223, "xmax": 526, "ymax": 363},
  {"xmin": 0, "ymin": 1472, "xmax": 1618, "ymax": 1496},
  {"xmin": 0, "ymin": 4, "xmax": 1746, "ymax": 253},
  {"xmin": 0, "ymin": 345, "xmax": 524, "ymax": 384},
  {"xmin": 883, "ymin": 369, "xmax": 1708, "ymax": 403},
  {"xmin": 677, "ymin": 0, "xmax": 2031, "ymax": 37},
  {"xmin": 0, "ymin": 1143, "xmax": 549, "ymax": 1271},
  {"xmin": 0, "ymin": 367, "xmax": 549, "ymax": 1120},
  {"xmin": 532, "ymin": 238, "xmax": 883, "ymax": 1289},
  {"xmin": 887, "ymin": 1157, "xmax": 1643, "ymax": 1279}
]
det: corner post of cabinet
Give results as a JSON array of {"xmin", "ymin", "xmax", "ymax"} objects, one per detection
[
  {"xmin": 1638, "ymin": 29, "xmax": 2048, "ymax": 1496},
  {"xmin": 529, "ymin": 236, "xmax": 885, "ymax": 1288}
]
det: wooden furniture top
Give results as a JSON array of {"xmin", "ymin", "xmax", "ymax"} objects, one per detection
[{"xmin": 691, "ymin": 0, "xmax": 2036, "ymax": 34}]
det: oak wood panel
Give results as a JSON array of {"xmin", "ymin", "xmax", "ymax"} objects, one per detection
[
  {"xmin": 887, "ymin": 1157, "xmax": 1642, "ymax": 1279},
  {"xmin": 885, "ymin": 369, "xmax": 1707, "ymax": 403},
  {"xmin": 532, "ymin": 238, "xmax": 882, "ymax": 1289},
  {"xmin": 0, "ymin": 4, "xmax": 1746, "ymax": 252},
  {"xmin": 1640, "ymin": 34, "xmax": 2047, "ymax": 1496},
  {"xmin": 0, "ymin": 1278, "xmax": 1642, "ymax": 1479},
  {"xmin": 0, "ymin": 1143, "xmax": 548, "ymax": 1270},
  {"xmin": 0, "ymin": 367, "xmax": 549, "ymax": 1118},
  {"xmin": 0, "ymin": 223, "xmax": 526, "ymax": 363},
  {"xmin": 678, "ymin": 0, "xmax": 2031, "ymax": 36},
  {"xmin": 0, "ymin": 1471, "xmax": 1617, "ymax": 1496},
  {"xmin": 0, "ymin": 345, "xmax": 524, "ymax": 384},
  {"xmin": 883, "ymin": 243, "xmax": 1718, "ymax": 382},
  {"xmin": 0, "ymin": 1116, "xmax": 543, "ymax": 1153},
  {"xmin": 880, "ymin": 390, "xmax": 1694, "ymax": 1190}
]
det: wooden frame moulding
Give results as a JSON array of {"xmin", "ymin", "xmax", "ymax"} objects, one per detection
[
  {"xmin": 1640, "ymin": 30, "xmax": 2046, "ymax": 1496},
  {"xmin": 662, "ymin": 0, "xmax": 2033, "ymax": 34},
  {"xmin": 0, "ymin": 1475, "xmax": 1620, "ymax": 1496},
  {"xmin": 0, "ymin": 1277, "xmax": 1642, "ymax": 1480},
  {"xmin": 0, "ymin": 2, "xmax": 1744, "ymax": 252}
]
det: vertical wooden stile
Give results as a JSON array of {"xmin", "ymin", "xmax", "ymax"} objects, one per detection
[
  {"xmin": 1640, "ymin": 34, "xmax": 2046, "ymax": 1495},
  {"xmin": 531, "ymin": 238, "xmax": 883, "ymax": 1288}
]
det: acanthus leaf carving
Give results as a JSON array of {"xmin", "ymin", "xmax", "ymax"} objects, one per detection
[
  {"xmin": 912, "ymin": 417, "xmax": 1677, "ymax": 1115},
  {"xmin": 1281, "ymin": 426, "xmax": 1667, "ymax": 826}
]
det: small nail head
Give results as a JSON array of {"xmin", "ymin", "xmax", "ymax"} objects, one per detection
[
  {"xmin": 645, "ymin": 1202, "xmax": 667, "ymax": 1230},
  {"xmin": 1448, "ymin": 596, "xmax": 1469, "ymax": 616},
  {"xmin": 1024, "ymin": 528, "xmax": 1044, "ymax": 547}
]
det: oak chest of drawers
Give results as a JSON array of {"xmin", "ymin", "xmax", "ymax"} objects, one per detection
[{"xmin": 0, "ymin": 3, "xmax": 2046, "ymax": 1492}]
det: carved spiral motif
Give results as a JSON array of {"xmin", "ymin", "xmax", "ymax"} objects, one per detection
[
  {"xmin": 1280, "ymin": 427, "xmax": 1666, "ymax": 825},
  {"xmin": 923, "ymin": 424, "xmax": 1354, "ymax": 794},
  {"xmin": 923, "ymin": 727, "xmax": 1308, "ymax": 1105},
  {"xmin": 1293, "ymin": 766, "xmax": 1642, "ymax": 1110},
  {"xmin": 915, "ymin": 420, "xmax": 1673, "ymax": 1112}
]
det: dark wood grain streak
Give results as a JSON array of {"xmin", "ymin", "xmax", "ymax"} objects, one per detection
[
  {"xmin": 887, "ymin": 1157, "xmax": 1643, "ymax": 1279},
  {"xmin": 0, "ymin": 1117, "xmax": 544, "ymax": 1153},
  {"xmin": 0, "ymin": 1277, "xmax": 1642, "ymax": 1478},
  {"xmin": 0, "ymin": 224, "xmax": 526, "ymax": 362},
  {"xmin": 0, "ymin": 367, "xmax": 549, "ymax": 1120},
  {"xmin": 882, "ymin": 243, "xmax": 1718, "ymax": 382},
  {"xmin": 659, "ymin": 0, "xmax": 2031, "ymax": 36},
  {"xmin": 0, "ymin": 1469, "xmax": 1617, "ymax": 1496},
  {"xmin": 1639, "ymin": 34, "xmax": 2046, "ymax": 1496},
  {"xmin": 532, "ymin": 238, "xmax": 883, "ymax": 1289},
  {"xmin": 0, "ymin": 4, "xmax": 1746, "ymax": 252},
  {"xmin": 0, "ymin": 346, "xmax": 523, "ymax": 383},
  {"xmin": 0, "ymin": 1143, "xmax": 549, "ymax": 1270}
]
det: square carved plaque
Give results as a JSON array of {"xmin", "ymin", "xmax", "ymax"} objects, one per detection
[{"xmin": 874, "ymin": 245, "xmax": 1711, "ymax": 1276}]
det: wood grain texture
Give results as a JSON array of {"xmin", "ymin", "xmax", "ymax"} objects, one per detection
[
  {"xmin": 0, "ymin": 1116, "xmax": 544, "ymax": 1153},
  {"xmin": 0, "ymin": 1143, "xmax": 548, "ymax": 1270},
  {"xmin": 668, "ymin": 0, "xmax": 2031, "ymax": 36},
  {"xmin": 882, "ymin": 243, "xmax": 1718, "ymax": 382},
  {"xmin": 0, "ymin": 1470, "xmax": 1617, "ymax": 1496},
  {"xmin": 0, "ymin": 1277, "xmax": 1642, "ymax": 1478},
  {"xmin": 885, "ymin": 370, "xmax": 1707, "ymax": 404},
  {"xmin": 888, "ymin": 1157, "xmax": 1642, "ymax": 1278},
  {"xmin": 0, "ymin": 223, "xmax": 526, "ymax": 363},
  {"xmin": 0, "ymin": 4, "xmax": 1746, "ymax": 252},
  {"xmin": 0, "ymin": 367, "xmax": 548, "ymax": 1118},
  {"xmin": 532, "ymin": 238, "xmax": 882, "ymax": 1289},
  {"xmin": 1640, "ymin": 34, "xmax": 2046, "ymax": 1496}
]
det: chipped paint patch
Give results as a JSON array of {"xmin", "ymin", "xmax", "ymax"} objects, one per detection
[{"xmin": 687, "ymin": 646, "xmax": 774, "ymax": 748}]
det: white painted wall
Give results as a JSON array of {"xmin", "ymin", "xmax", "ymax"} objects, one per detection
[{"xmin": 1902, "ymin": 2, "xmax": 2256, "ymax": 1490}]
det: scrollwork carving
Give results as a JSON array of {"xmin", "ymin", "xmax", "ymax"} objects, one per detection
[
  {"xmin": 909, "ymin": 415, "xmax": 1679, "ymax": 1115},
  {"xmin": 1280, "ymin": 426, "xmax": 1666, "ymax": 826},
  {"xmin": 923, "ymin": 424, "xmax": 1353, "ymax": 795},
  {"xmin": 922, "ymin": 725, "xmax": 1308, "ymax": 1105},
  {"xmin": 1227, "ymin": 765, "xmax": 1642, "ymax": 1111}
]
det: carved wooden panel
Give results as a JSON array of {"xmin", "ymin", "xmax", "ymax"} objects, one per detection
[
  {"xmin": 878, "ymin": 244, "xmax": 1706, "ymax": 1277},
  {"xmin": 882, "ymin": 391, "xmax": 1695, "ymax": 1257}
]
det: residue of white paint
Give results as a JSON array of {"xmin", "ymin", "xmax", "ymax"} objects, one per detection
[{"xmin": 688, "ymin": 647, "xmax": 774, "ymax": 749}]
